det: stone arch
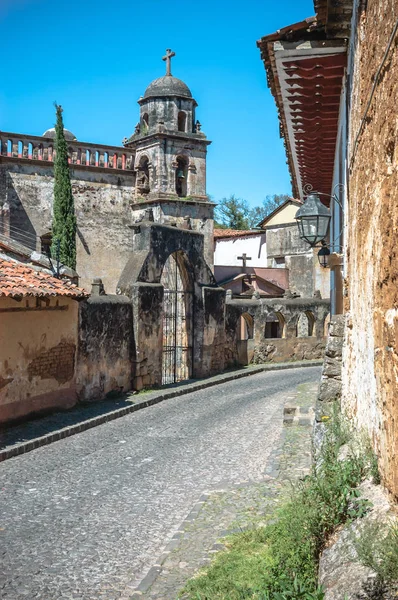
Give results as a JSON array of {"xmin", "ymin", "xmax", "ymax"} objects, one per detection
[
  {"xmin": 324, "ymin": 312, "xmax": 331, "ymax": 337},
  {"xmin": 296, "ymin": 311, "xmax": 316, "ymax": 337},
  {"xmin": 161, "ymin": 250, "xmax": 194, "ymax": 384},
  {"xmin": 237, "ymin": 312, "xmax": 254, "ymax": 340},
  {"xmin": 264, "ymin": 311, "xmax": 286, "ymax": 339}
]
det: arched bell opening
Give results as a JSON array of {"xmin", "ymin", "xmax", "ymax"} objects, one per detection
[
  {"xmin": 142, "ymin": 112, "xmax": 149, "ymax": 132},
  {"xmin": 136, "ymin": 155, "xmax": 150, "ymax": 195},
  {"xmin": 175, "ymin": 156, "xmax": 188, "ymax": 197},
  {"xmin": 161, "ymin": 251, "xmax": 194, "ymax": 385}
]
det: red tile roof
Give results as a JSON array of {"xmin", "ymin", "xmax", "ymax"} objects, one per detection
[
  {"xmin": 257, "ymin": 12, "xmax": 349, "ymax": 200},
  {"xmin": 0, "ymin": 258, "xmax": 88, "ymax": 299},
  {"xmin": 214, "ymin": 229, "xmax": 265, "ymax": 240}
]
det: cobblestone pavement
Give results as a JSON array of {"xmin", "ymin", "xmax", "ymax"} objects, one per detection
[
  {"xmin": 133, "ymin": 381, "xmax": 318, "ymax": 600},
  {"xmin": 0, "ymin": 367, "xmax": 320, "ymax": 600}
]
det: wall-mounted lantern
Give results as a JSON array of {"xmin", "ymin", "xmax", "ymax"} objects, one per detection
[
  {"xmin": 317, "ymin": 241, "xmax": 331, "ymax": 268},
  {"xmin": 295, "ymin": 185, "xmax": 345, "ymax": 270},
  {"xmin": 295, "ymin": 193, "xmax": 331, "ymax": 247}
]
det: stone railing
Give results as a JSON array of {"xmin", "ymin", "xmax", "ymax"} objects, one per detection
[{"xmin": 0, "ymin": 131, "xmax": 135, "ymax": 172}]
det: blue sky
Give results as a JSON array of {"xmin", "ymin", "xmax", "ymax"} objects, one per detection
[{"xmin": 0, "ymin": 0, "xmax": 314, "ymax": 207}]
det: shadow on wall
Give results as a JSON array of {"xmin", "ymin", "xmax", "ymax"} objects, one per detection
[{"xmin": 7, "ymin": 179, "xmax": 37, "ymax": 250}]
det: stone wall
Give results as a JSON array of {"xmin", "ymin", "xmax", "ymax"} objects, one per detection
[
  {"xmin": 314, "ymin": 315, "xmax": 345, "ymax": 458},
  {"xmin": 0, "ymin": 160, "xmax": 135, "ymax": 293},
  {"xmin": 265, "ymin": 224, "xmax": 330, "ymax": 299},
  {"xmin": 224, "ymin": 296, "xmax": 330, "ymax": 368},
  {"xmin": 76, "ymin": 294, "xmax": 133, "ymax": 401},
  {"xmin": 342, "ymin": 0, "xmax": 398, "ymax": 497},
  {"xmin": 0, "ymin": 296, "xmax": 79, "ymax": 423}
]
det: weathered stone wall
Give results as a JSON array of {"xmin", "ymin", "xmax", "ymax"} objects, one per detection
[
  {"xmin": 224, "ymin": 296, "xmax": 330, "ymax": 368},
  {"xmin": 76, "ymin": 295, "xmax": 133, "ymax": 401},
  {"xmin": 130, "ymin": 199, "xmax": 214, "ymax": 267},
  {"xmin": 0, "ymin": 161, "xmax": 135, "ymax": 293},
  {"xmin": 342, "ymin": 0, "xmax": 398, "ymax": 496},
  {"xmin": 313, "ymin": 315, "xmax": 345, "ymax": 458},
  {"xmin": 266, "ymin": 224, "xmax": 330, "ymax": 299},
  {"xmin": 0, "ymin": 296, "xmax": 79, "ymax": 423}
]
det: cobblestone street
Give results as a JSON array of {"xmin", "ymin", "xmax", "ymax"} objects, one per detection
[{"xmin": 0, "ymin": 367, "xmax": 320, "ymax": 600}]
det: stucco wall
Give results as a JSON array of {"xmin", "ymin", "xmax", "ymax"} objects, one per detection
[
  {"xmin": 342, "ymin": 0, "xmax": 398, "ymax": 496},
  {"xmin": 265, "ymin": 203, "xmax": 299, "ymax": 227},
  {"xmin": 0, "ymin": 296, "xmax": 79, "ymax": 423},
  {"xmin": 0, "ymin": 161, "xmax": 135, "ymax": 293},
  {"xmin": 214, "ymin": 234, "xmax": 267, "ymax": 267}
]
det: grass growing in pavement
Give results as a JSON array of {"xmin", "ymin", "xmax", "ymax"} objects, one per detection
[{"xmin": 181, "ymin": 410, "xmax": 375, "ymax": 600}]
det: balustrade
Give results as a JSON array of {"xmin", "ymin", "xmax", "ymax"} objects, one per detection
[{"xmin": 0, "ymin": 132, "xmax": 135, "ymax": 172}]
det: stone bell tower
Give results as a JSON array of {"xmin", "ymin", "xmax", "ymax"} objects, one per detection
[{"xmin": 124, "ymin": 49, "xmax": 214, "ymax": 265}]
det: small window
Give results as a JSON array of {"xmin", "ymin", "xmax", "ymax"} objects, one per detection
[
  {"xmin": 178, "ymin": 111, "xmax": 187, "ymax": 132},
  {"xmin": 274, "ymin": 256, "xmax": 285, "ymax": 268}
]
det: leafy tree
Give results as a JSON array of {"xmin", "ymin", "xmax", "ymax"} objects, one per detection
[
  {"xmin": 214, "ymin": 193, "xmax": 291, "ymax": 230},
  {"xmin": 248, "ymin": 194, "xmax": 291, "ymax": 228},
  {"xmin": 215, "ymin": 195, "xmax": 250, "ymax": 230},
  {"xmin": 51, "ymin": 103, "xmax": 77, "ymax": 270}
]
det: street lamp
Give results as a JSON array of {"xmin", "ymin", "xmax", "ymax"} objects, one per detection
[{"xmin": 295, "ymin": 193, "xmax": 331, "ymax": 247}]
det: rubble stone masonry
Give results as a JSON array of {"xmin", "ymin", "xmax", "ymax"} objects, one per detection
[{"xmin": 343, "ymin": 0, "xmax": 398, "ymax": 496}]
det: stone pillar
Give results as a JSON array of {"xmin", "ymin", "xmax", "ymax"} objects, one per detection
[{"xmin": 132, "ymin": 282, "xmax": 164, "ymax": 390}]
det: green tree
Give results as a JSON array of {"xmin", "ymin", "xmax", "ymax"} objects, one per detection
[
  {"xmin": 214, "ymin": 193, "xmax": 291, "ymax": 230},
  {"xmin": 214, "ymin": 195, "xmax": 250, "ymax": 230},
  {"xmin": 51, "ymin": 104, "xmax": 77, "ymax": 270},
  {"xmin": 248, "ymin": 194, "xmax": 291, "ymax": 228}
]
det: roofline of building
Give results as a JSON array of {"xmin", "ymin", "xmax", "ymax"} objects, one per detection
[{"xmin": 258, "ymin": 198, "xmax": 302, "ymax": 228}]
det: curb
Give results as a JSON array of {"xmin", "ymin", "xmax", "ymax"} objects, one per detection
[{"xmin": 0, "ymin": 360, "xmax": 322, "ymax": 462}]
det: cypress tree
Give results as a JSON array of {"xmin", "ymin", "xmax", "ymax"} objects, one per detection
[{"xmin": 51, "ymin": 103, "xmax": 77, "ymax": 270}]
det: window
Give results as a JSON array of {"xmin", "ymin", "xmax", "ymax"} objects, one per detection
[{"xmin": 178, "ymin": 111, "xmax": 187, "ymax": 132}]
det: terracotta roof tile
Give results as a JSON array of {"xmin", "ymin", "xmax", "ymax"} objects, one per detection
[
  {"xmin": 0, "ymin": 258, "xmax": 89, "ymax": 299},
  {"xmin": 214, "ymin": 229, "xmax": 265, "ymax": 240}
]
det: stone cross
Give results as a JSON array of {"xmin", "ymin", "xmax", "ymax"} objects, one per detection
[
  {"xmin": 238, "ymin": 253, "xmax": 252, "ymax": 270},
  {"xmin": 163, "ymin": 49, "xmax": 175, "ymax": 76}
]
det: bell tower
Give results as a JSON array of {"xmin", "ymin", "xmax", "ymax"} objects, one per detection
[{"xmin": 124, "ymin": 49, "xmax": 214, "ymax": 265}]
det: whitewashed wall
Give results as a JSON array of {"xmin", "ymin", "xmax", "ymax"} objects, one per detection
[{"xmin": 214, "ymin": 234, "xmax": 267, "ymax": 267}]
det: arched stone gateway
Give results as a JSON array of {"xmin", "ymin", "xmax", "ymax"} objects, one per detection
[
  {"xmin": 117, "ymin": 221, "xmax": 226, "ymax": 390},
  {"xmin": 161, "ymin": 251, "xmax": 194, "ymax": 384}
]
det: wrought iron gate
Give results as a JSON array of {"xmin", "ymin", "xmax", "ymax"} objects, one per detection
[{"xmin": 161, "ymin": 253, "xmax": 194, "ymax": 385}]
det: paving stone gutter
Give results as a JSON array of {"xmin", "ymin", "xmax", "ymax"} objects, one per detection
[{"xmin": 0, "ymin": 360, "xmax": 322, "ymax": 462}]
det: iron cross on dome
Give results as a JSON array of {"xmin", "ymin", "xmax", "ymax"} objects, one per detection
[{"xmin": 163, "ymin": 49, "xmax": 176, "ymax": 76}]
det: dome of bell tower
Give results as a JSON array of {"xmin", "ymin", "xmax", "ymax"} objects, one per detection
[{"xmin": 143, "ymin": 75, "xmax": 192, "ymax": 99}]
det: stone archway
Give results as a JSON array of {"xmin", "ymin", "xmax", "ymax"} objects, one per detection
[
  {"xmin": 161, "ymin": 251, "xmax": 193, "ymax": 384},
  {"xmin": 117, "ymin": 222, "xmax": 226, "ymax": 389}
]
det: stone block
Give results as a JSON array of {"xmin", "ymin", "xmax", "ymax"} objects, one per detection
[
  {"xmin": 318, "ymin": 376, "xmax": 342, "ymax": 403},
  {"xmin": 329, "ymin": 315, "xmax": 345, "ymax": 338},
  {"xmin": 323, "ymin": 356, "xmax": 342, "ymax": 378},
  {"xmin": 325, "ymin": 336, "xmax": 344, "ymax": 358},
  {"xmin": 135, "ymin": 376, "xmax": 143, "ymax": 391},
  {"xmin": 142, "ymin": 375, "xmax": 150, "ymax": 387}
]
